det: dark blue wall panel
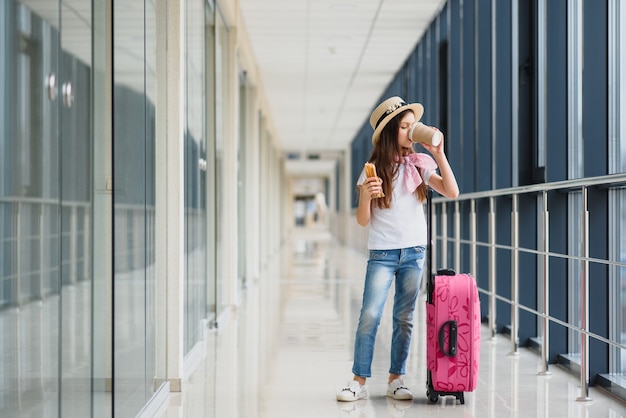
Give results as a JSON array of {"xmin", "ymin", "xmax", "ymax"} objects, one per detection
[
  {"xmin": 545, "ymin": 0, "xmax": 567, "ymax": 183},
  {"xmin": 476, "ymin": 0, "xmax": 493, "ymax": 192},
  {"xmin": 462, "ymin": 0, "xmax": 476, "ymax": 193},
  {"xmin": 494, "ymin": 0, "xmax": 512, "ymax": 189}
]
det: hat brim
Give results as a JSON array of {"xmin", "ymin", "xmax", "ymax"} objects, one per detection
[{"xmin": 372, "ymin": 103, "xmax": 424, "ymax": 145}]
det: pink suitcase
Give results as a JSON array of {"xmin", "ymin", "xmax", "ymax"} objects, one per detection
[
  {"xmin": 425, "ymin": 190, "xmax": 480, "ymax": 404},
  {"xmin": 425, "ymin": 270, "xmax": 480, "ymax": 404}
]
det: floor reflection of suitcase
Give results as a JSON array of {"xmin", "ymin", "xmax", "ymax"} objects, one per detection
[{"xmin": 425, "ymin": 190, "xmax": 480, "ymax": 405}]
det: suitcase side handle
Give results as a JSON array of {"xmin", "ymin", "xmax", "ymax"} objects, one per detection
[{"xmin": 438, "ymin": 320, "xmax": 458, "ymax": 357}]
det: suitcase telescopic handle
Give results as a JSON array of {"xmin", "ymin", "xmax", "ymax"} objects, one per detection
[
  {"xmin": 426, "ymin": 192, "xmax": 456, "ymax": 301},
  {"xmin": 438, "ymin": 320, "xmax": 458, "ymax": 357}
]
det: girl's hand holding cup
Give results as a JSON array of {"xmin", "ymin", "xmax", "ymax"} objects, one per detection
[{"xmin": 409, "ymin": 122, "xmax": 444, "ymax": 154}]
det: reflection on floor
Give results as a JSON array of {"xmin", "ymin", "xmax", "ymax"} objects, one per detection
[
  {"xmin": 0, "ymin": 284, "xmax": 94, "ymax": 418},
  {"xmin": 159, "ymin": 226, "xmax": 626, "ymax": 418}
]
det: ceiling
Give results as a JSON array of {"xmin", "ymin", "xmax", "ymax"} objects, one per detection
[{"xmin": 238, "ymin": 0, "xmax": 446, "ymax": 177}]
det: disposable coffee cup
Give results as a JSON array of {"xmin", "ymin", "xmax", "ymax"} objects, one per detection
[{"xmin": 409, "ymin": 122, "xmax": 442, "ymax": 146}]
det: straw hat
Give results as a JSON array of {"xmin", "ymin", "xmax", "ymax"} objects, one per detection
[{"xmin": 369, "ymin": 96, "xmax": 424, "ymax": 145}]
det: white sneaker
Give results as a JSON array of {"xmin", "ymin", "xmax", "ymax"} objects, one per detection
[
  {"xmin": 386, "ymin": 378, "xmax": 413, "ymax": 400},
  {"xmin": 336, "ymin": 380, "xmax": 368, "ymax": 401}
]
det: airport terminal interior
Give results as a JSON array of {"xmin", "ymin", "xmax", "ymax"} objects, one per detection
[{"xmin": 4, "ymin": 0, "xmax": 626, "ymax": 417}]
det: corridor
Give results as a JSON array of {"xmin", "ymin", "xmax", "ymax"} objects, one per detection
[{"xmin": 158, "ymin": 226, "xmax": 626, "ymax": 418}]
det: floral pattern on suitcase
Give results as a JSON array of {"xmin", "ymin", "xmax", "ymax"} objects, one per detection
[{"xmin": 426, "ymin": 273, "xmax": 480, "ymax": 392}]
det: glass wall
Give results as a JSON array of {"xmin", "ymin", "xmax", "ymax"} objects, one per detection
[
  {"xmin": 0, "ymin": 0, "xmax": 93, "ymax": 416},
  {"xmin": 112, "ymin": 0, "xmax": 158, "ymax": 416},
  {"xmin": 2, "ymin": 0, "xmax": 222, "ymax": 415}
]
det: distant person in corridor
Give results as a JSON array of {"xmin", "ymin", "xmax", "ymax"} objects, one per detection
[{"xmin": 336, "ymin": 96, "xmax": 459, "ymax": 402}]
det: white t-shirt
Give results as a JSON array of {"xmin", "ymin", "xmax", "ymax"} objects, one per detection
[{"xmin": 357, "ymin": 163, "xmax": 435, "ymax": 250}]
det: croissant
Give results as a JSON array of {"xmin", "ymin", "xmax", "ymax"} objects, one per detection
[{"xmin": 364, "ymin": 163, "xmax": 384, "ymax": 198}]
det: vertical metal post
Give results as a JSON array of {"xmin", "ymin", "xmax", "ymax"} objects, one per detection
[
  {"xmin": 470, "ymin": 199, "xmax": 477, "ymax": 278},
  {"xmin": 454, "ymin": 201, "xmax": 461, "ymax": 273},
  {"xmin": 577, "ymin": 187, "xmax": 592, "ymax": 401},
  {"xmin": 539, "ymin": 191, "xmax": 551, "ymax": 375},
  {"xmin": 510, "ymin": 194, "xmax": 519, "ymax": 355},
  {"xmin": 489, "ymin": 196, "xmax": 497, "ymax": 339}
]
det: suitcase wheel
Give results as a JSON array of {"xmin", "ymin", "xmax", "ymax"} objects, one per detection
[{"xmin": 426, "ymin": 389, "xmax": 439, "ymax": 404}]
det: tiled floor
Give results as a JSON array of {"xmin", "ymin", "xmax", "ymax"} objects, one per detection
[{"xmin": 159, "ymin": 226, "xmax": 626, "ymax": 418}]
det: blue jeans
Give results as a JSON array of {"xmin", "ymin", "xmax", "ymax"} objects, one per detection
[{"xmin": 352, "ymin": 246, "xmax": 425, "ymax": 378}]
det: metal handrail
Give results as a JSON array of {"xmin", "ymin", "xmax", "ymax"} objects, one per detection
[
  {"xmin": 431, "ymin": 172, "xmax": 626, "ymax": 203},
  {"xmin": 430, "ymin": 172, "xmax": 626, "ymax": 402}
]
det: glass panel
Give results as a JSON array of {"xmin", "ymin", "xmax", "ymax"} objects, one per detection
[
  {"xmin": 568, "ymin": 192, "xmax": 582, "ymax": 356},
  {"xmin": 113, "ymin": 0, "xmax": 157, "ymax": 415},
  {"xmin": 610, "ymin": 190, "xmax": 626, "ymax": 374},
  {"xmin": 205, "ymin": 6, "xmax": 217, "ymax": 320},
  {"xmin": 619, "ymin": 191, "xmax": 626, "ymax": 374},
  {"xmin": 567, "ymin": 0, "xmax": 583, "ymax": 180},
  {"xmin": 0, "ymin": 1, "xmax": 62, "ymax": 416},
  {"xmin": 536, "ymin": 0, "xmax": 546, "ymax": 169},
  {"xmin": 214, "ymin": 8, "xmax": 229, "ymax": 317},
  {"xmin": 609, "ymin": 0, "xmax": 626, "ymax": 375},
  {"xmin": 59, "ymin": 0, "xmax": 93, "ymax": 415},
  {"xmin": 184, "ymin": 0, "xmax": 208, "ymax": 355},
  {"xmin": 91, "ymin": 0, "xmax": 111, "ymax": 415},
  {"xmin": 608, "ymin": 0, "xmax": 625, "ymax": 174},
  {"xmin": 237, "ymin": 75, "xmax": 247, "ymax": 287},
  {"xmin": 566, "ymin": 0, "xmax": 583, "ymax": 356},
  {"xmin": 145, "ymin": 0, "xmax": 157, "ymax": 405}
]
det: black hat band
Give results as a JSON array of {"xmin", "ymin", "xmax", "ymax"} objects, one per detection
[{"xmin": 375, "ymin": 100, "xmax": 407, "ymax": 128}]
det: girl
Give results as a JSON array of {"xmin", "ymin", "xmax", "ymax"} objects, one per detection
[{"xmin": 336, "ymin": 97, "xmax": 459, "ymax": 402}]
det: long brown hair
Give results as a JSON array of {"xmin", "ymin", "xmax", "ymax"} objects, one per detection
[{"xmin": 368, "ymin": 109, "xmax": 427, "ymax": 209}]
